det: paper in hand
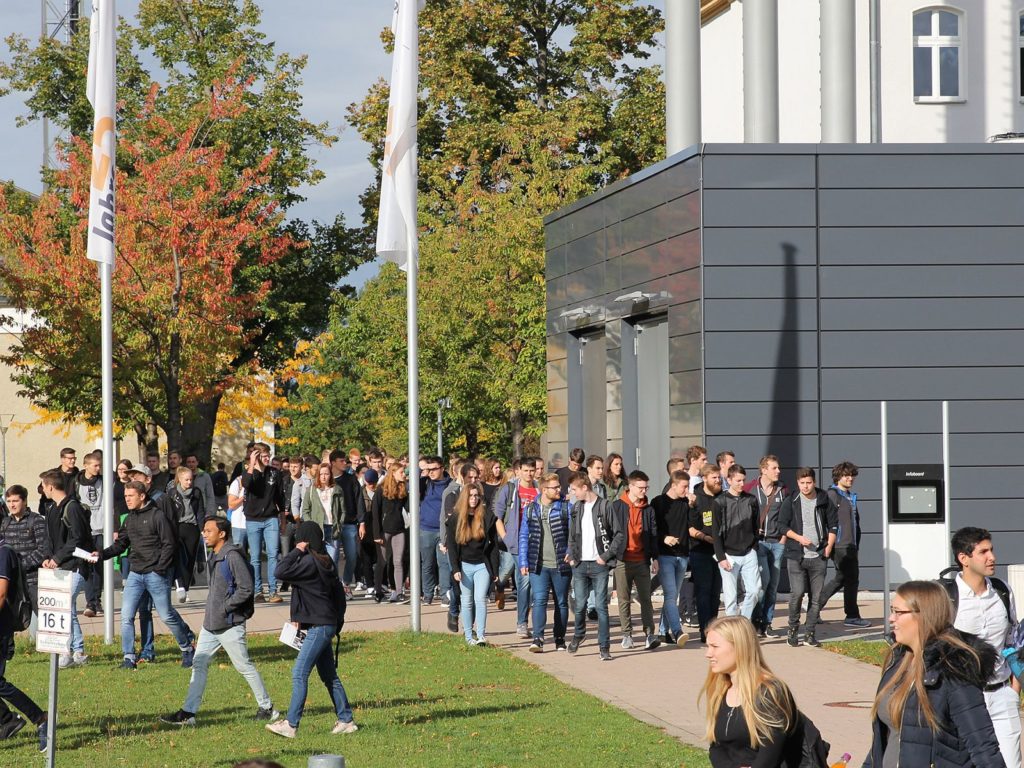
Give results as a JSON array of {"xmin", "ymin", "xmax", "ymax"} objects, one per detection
[{"xmin": 73, "ymin": 547, "xmax": 99, "ymax": 563}]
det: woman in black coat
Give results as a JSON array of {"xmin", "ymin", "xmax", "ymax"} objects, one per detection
[
  {"xmin": 267, "ymin": 521, "xmax": 356, "ymax": 739},
  {"xmin": 865, "ymin": 580, "xmax": 1005, "ymax": 768},
  {"xmin": 370, "ymin": 463, "xmax": 409, "ymax": 604},
  {"xmin": 446, "ymin": 482, "xmax": 500, "ymax": 646}
]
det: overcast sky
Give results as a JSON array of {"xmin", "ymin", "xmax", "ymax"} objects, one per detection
[{"xmin": 0, "ymin": 2, "xmax": 668, "ymax": 289}]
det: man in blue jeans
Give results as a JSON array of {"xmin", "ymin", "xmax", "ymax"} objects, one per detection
[
  {"xmin": 94, "ymin": 482, "xmax": 195, "ymax": 670},
  {"xmin": 417, "ymin": 456, "xmax": 451, "ymax": 605},
  {"xmin": 519, "ymin": 473, "xmax": 571, "ymax": 653},
  {"xmin": 651, "ymin": 469, "xmax": 693, "ymax": 646},
  {"xmin": 241, "ymin": 443, "xmax": 286, "ymax": 603},
  {"xmin": 745, "ymin": 454, "xmax": 788, "ymax": 638},
  {"xmin": 713, "ymin": 464, "xmax": 762, "ymax": 619},
  {"xmin": 493, "ymin": 458, "xmax": 538, "ymax": 637},
  {"xmin": 566, "ymin": 473, "xmax": 622, "ymax": 661}
]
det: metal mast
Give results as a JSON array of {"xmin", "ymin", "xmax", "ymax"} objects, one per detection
[{"xmin": 41, "ymin": 1, "xmax": 82, "ymax": 173}]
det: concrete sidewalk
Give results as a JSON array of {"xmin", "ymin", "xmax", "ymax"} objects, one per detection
[{"xmin": 75, "ymin": 585, "xmax": 889, "ymax": 763}]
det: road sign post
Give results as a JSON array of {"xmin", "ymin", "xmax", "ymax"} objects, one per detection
[{"xmin": 37, "ymin": 568, "xmax": 71, "ymax": 768}]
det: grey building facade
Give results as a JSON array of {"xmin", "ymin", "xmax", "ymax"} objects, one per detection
[{"xmin": 544, "ymin": 143, "xmax": 1024, "ymax": 589}]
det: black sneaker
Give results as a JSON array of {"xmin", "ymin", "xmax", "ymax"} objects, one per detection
[
  {"xmin": 254, "ymin": 707, "xmax": 279, "ymax": 721},
  {"xmin": 119, "ymin": 658, "xmax": 137, "ymax": 670},
  {"xmin": 663, "ymin": 631, "xmax": 676, "ymax": 646},
  {"xmin": 446, "ymin": 614, "xmax": 459, "ymax": 633},
  {"xmin": 764, "ymin": 626, "xmax": 778, "ymax": 638},
  {"xmin": 756, "ymin": 624, "xmax": 767, "ymax": 639},
  {"xmin": 804, "ymin": 633, "xmax": 821, "ymax": 648},
  {"xmin": 599, "ymin": 647, "xmax": 612, "ymax": 661},
  {"xmin": 587, "ymin": 608, "xmax": 598, "ymax": 621},
  {"xmin": 567, "ymin": 637, "xmax": 582, "ymax": 654},
  {"xmin": 0, "ymin": 714, "xmax": 26, "ymax": 740},
  {"xmin": 159, "ymin": 710, "xmax": 196, "ymax": 726},
  {"xmin": 787, "ymin": 630, "xmax": 800, "ymax": 647},
  {"xmin": 554, "ymin": 640, "xmax": 567, "ymax": 652}
]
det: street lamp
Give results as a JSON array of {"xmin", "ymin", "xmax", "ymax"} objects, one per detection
[
  {"xmin": 436, "ymin": 398, "xmax": 451, "ymax": 458},
  {"xmin": 0, "ymin": 414, "xmax": 12, "ymax": 486}
]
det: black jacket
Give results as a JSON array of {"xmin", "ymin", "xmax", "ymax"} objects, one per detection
[
  {"xmin": 650, "ymin": 493, "xmax": 690, "ymax": 557},
  {"xmin": 334, "ymin": 472, "xmax": 360, "ymax": 525},
  {"xmin": 446, "ymin": 509, "xmax": 500, "ymax": 579},
  {"xmin": 864, "ymin": 632, "xmax": 1006, "ymax": 768},
  {"xmin": 101, "ymin": 500, "xmax": 176, "ymax": 575},
  {"xmin": 275, "ymin": 547, "xmax": 344, "ymax": 628},
  {"xmin": 371, "ymin": 493, "xmax": 408, "ymax": 538},
  {"xmin": 49, "ymin": 496, "xmax": 94, "ymax": 574},
  {"xmin": 776, "ymin": 490, "xmax": 838, "ymax": 561},
  {"xmin": 567, "ymin": 497, "xmax": 623, "ymax": 567},
  {"xmin": 169, "ymin": 488, "xmax": 203, "ymax": 526},
  {"xmin": 241, "ymin": 467, "xmax": 286, "ymax": 521},
  {"xmin": 712, "ymin": 492, "xmax": 759, "ymax": 560}
]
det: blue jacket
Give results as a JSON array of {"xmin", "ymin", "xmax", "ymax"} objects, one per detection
[
  {"xmin": 864, "ymin": 633, "xmax": 1005, "ymax": 768},
  {"xmin": 418, "ymin": 475, "xmax": 451, "ymax": 531},
  {"xmin": 518, "ymin": 499, "xmax": 571, "ymax": 575}
]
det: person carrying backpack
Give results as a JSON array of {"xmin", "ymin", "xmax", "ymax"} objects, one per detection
[
  {"xmin": 160, "ymin": 517, "xmax": 278, "ymax": 727},
  {"xmin": 267, "ymin": 521, "xmax": 356, "ymax": 739},
  {"xmin": 0, "ymin": 532, "xmax": 47, "ymax": 748}
]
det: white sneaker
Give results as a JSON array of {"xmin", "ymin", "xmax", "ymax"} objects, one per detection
[
  {"xmin": 176, "ymin": 587, "xmax": 187, "ymax": 604},
  {"xmin": 72, "ymin": 651, "xmax": 89, "ymax": 666},
  {"xmin": 331, "ymin": 720, "xmax": 358, "ymax": 735},
  {"xmin": 621, "ymin": 634, "xmax": 635, "ymax": 650},
  {"xmin": 266, "ymin": 719, "xmax": 296, "ymax": 738},
  {"xmin": 58, "ymin": 654, "xmax": 72, "ymax": 669}
]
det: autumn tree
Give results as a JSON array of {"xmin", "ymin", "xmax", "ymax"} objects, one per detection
[
  {"xmin": 0, "ymin": 79, "xmax": 291, "ymax": 457},
  {"xmin": 0, "ymin": 0, "xmax": 366, "ymax": 460},
  {"xmin": 334, "ymin": 0, "xmax": 666, "ymax": 456}
]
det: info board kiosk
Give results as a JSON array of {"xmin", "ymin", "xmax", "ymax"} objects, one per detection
[{"xmin": 881, "ymin": 403, "xmax": 952, "ymax": 636}]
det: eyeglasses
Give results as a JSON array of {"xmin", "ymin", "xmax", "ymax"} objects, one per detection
[
  {"xmin": 426, "ymin": 466, "xmax": 442, "ymax": 473},
  {"xmin": 631, "ymin": 485, "xmax": 649, "ymax": 492},
  {"xmin": 890, "ymin": 609, "xmax": 917, "ymax": 617},
  {"xmin": 543, "ymin": 485, "xmax": 560, "ymax": 491}
]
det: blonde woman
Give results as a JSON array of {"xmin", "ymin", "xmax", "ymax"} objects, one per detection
[
  {"xmin": 370, "ymin": 463, "xmax": 409, "ymax": 603},
  {"xmin": 865, "ymin": 581, "xmax": 1004, "ymax": 768},
  {"xmin": 700, "ymin": 616, "xmax": 797, "ymax": 767},
  {"xmin": 446, "ymin": 482, "xmax": 499, "ymax": 646}
]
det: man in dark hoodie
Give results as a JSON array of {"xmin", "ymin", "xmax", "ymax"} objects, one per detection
[
  {"xmin": 161, "ymin": 517, "xmax": 277, "ymax": 727},
  {"xmin": 39, "ymin": 469, "xmax": 92, "ymax": 669},
  {"xmin": 94, "ymin": 481, "xmax": 195, "ymax": 670},
  {"xmin": 712, "ymin": 464, "xmax": 762, "ymax": 620}
]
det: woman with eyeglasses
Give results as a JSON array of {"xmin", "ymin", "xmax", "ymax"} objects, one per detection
[
  {"xmin": 603, "ymin": 453, "xmax": 628, "ymax": 497},
  {"xmin": 865, "ymin": 580, "xmax": 1005, "ymax": 768},
  {"xmin": 447, "ymin": 482, "xmax": 499, "ymax": 646},
  {"xmin": 700, "ymin": 615, "xmax": 798, "ymax": 768}
]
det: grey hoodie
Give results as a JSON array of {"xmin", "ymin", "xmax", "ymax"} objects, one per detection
[{"xmin": 204, "ymin": 542, "xmax": 255, "ymax": 632}]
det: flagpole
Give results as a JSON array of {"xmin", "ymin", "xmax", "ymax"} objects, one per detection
[
  {"xmin": 407, "ymin": 229, "xmax": 420, "ymax": 633},
  {"xmin": 100, "ymin": 260, "xmax": 114, "ymax": 644}
]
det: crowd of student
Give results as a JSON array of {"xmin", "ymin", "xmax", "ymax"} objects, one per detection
[{"xmin": 0, "ymin": 441, "xmax": 1020, "ymax": 767}]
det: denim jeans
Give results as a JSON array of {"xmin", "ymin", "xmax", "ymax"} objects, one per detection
[
  {"xmin": 340, "ymin": 523, "xmax": 359, "ymax": 586},
  {"xmin": 459, "ymin": 561, "xmax": 490, "ymax": 642},
  {"xmin": 572, "ymin": 561, "xmax": 610, "ymax": 649},
  {"xmin": 285, "ymin": 624, "xmax": 353, "ymax": 729},
  {"xmin": 754, "ymin": 540, "xmax": 785, "ymax": 627},
  {"xmin": 515, "ymin": 566, "xmax": 532, "ymax": 627},
  {"xmin": 419, "ymin": 530, "xmax": 451, "ymax": 602},
  {"xmin": 721, "ymin": 550, "xmax": 762, "ymax": 619},
  {"xmin": 323, "ymin": 523, "xmax": 340, "ymax": 567},
  {"xmin": 689, "ymin": 550, "xmax": 722, "ymax": 632},
  {"xmin": 85, "ymin": 533, "xmax": 104, "ymax": 609},
  {"xmin": 0, "ymin": 633, "xmax": 43, "ymax": 725},
  {"xmin": 656, "ymin": 555, "xmax": 689, "ymax": 636},
  {"xmin": 231, "ymin": 526, "xmax": 247, "ymax": 547},
  {"xmin": 183, "ymin": 624, "xmax": 272, "ymax": 714},
  {"xmin": 120, "ymin": 570, "xmax": 193, "ymax": 661},
  {"xmin": 246, "ymin": 517, "xmax": 280, "ymax": 595},
  {"xmin": 69, "ymin": 570, "xmax": 86, "ymax": 654},
  {"xmin": 529, "ymin": 567, "xmax": 570, "ymax": 645}
]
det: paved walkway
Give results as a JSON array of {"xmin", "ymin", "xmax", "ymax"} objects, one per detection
[{"xmin": 76, "ymin": 584, "xmax": 890, "ymax": 763}]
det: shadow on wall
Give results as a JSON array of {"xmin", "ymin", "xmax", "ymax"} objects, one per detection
[{"xmin": 767, "ymin": 242, "xmax": 802, "ymax": 469}]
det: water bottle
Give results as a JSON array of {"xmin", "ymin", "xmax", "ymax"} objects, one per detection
[{"xmin": 830, "ymin": 753, "xmax": 853, "ymax": 768}]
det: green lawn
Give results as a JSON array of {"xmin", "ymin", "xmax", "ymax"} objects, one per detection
[
  {"xmin": 0, "ymin": 631, "xmax": 710, "ymax": 768},
  {"xmin": 824, "ymin": 638, "xmax": 889, "ymax": 667}
]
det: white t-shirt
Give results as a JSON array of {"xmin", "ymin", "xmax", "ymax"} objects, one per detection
[
  {"xmin": 581, "ymin": 500, "xmax": 599, "ymax": 562},
  {"xmin": 228, "ymin": 477, "xmax": 246, "ymax": 529}
]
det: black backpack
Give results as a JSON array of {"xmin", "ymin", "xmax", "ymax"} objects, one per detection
[
  {"xmin": 938, "ymin": 566, "xmax": 1012, "ymax": 619},
  {"xmin": 784, "ymin": 710, "xmax": 831, "ymax": 768},
  {"xmin": 2, "ymin": 545, "xmax": 32, "ymax": 632}
]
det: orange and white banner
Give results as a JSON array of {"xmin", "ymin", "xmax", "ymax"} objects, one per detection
[
  {"xmin": 375, "ymin": 0, "xmax": 421, "ymax": 272},
  {"xmin": 86, "ymin": 0, "xmax": 116, "ymax": 265}
]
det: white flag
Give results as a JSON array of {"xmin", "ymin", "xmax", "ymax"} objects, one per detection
[
  {"xmin": 375, "ymin": 0, "xmax": 420, "ymax": 271},
  {"xmin": 86, "ymin": 0, "xmax": 116, "ymax": 266}
]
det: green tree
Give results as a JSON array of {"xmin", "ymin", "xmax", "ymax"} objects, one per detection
[
  {"xmin": 0, "ymin": 0, "xmax": 366, "ymax": 461},
  {"xmin": 339, "ymin": 0, "xmax": 666, "ymax": 457}
]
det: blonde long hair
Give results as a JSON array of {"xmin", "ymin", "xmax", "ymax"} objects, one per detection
[
  {"xmin": 871, "ymin": 580, "xmax": 983, "ymax": 732},
  {"xmin": 381, "ymin": 465, "xmax": 407, "ymax": 500},
  {"xmin": 455, "ymin": 482, "xmax": 486, "ymax": 545},
  {"xmin": 700, "ymin": 616, "xmax": 796, "ymax": 749}
]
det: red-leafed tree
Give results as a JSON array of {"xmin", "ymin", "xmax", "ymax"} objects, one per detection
[{"xmin": 0, "ymin": 76, "xmax": 292, "ymax": 456}]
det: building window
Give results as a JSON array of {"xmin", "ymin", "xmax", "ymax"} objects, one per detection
[{"xmin": 913, "ymin": 7, "xmax": 964, "ymax": 102}]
